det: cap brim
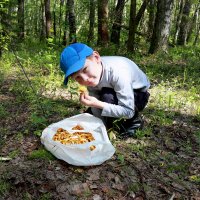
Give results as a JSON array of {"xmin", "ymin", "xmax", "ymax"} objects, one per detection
[{"xmin": 63, "ymin": 58, "xmax": 86, "ymax": 85}]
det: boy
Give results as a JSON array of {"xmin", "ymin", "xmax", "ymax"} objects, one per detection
[{"xmin": 60, "ymin": 43, "xmax": 150, "ymax": 138}]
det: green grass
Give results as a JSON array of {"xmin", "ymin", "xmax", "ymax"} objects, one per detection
[
  {"xmin": 2, "ymin": 41, "xmax": 199, "ymax": 120},
  {"xmin": 28, "ymin": 148, "xmax": 56, "ymax": 160},
  {"xmin": 189, "ymin": 175, "xmax": 200, "ymax": 183},
  {"xmin": 0, "ymin": 180, "xmax": 10, "ymax": 196},
  {"xmin": 1, "ymin": 42, "xmax": 199, "ymax": 133},
  {"xmin": 39, "ymin": 193, "xmax": 52, "ymax": 200},
  {"xmin": 0, "ymin": 40, "xmax": 200, "ymax": 198},
  {"xmin": 8, "ymin": 150, "xmax": 20, "ymax": 158},
  {"xmin": 128, "ymin": 182, "xmax": 140, "ymax": 193},
  {"xmin": 1, "ymin": 41, "xmax": 199, "ymax": 143},
  {"xmin": 0, "ymin": 104, "xmax": 9, "ymax": 118}
]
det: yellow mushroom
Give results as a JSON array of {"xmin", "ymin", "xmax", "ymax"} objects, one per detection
[
  {"xmin": 78, "ymin": 85, "xmax": 87, "ymax": 93},
  {"xmin": 90, "ymin": 145, "xmax": 96, "ymax": 151},
  {"xmin": 53, "ymin": 127, "xmax": 95, "ymax": 145}
]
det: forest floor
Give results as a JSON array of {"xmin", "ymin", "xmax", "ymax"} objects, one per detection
[{"xmin": 0, "ymin": 46, "xmax": 200, "ymax": 200}]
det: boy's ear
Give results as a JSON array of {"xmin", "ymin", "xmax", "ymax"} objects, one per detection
[{"xmin": 93, "ymin": 51, "xmax": 101, "ymax": 63}]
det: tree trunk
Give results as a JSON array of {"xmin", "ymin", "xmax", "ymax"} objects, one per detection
[
  {"xmin": 87, "ymin": 0, "xmax": 96, "ymax": 43},
  {"xmin": 147, "ymin": 0, "xmax": 156, "ymax": 39},
  {"xmin": 149, "ymin": 0, "xmax": 174, "ymax": 54},
  {"xmin": 59, "ymin": 0, "xmax": 64, "ymax": 44},
  {"xmin": 135, "ymin": 0, "xmax": 150, "ymax": 28},
  {"xmin": 34, "ymin": 0, "xmax": 39, "ymax": 36},
  {"xmin": 17, "ymin": 0, "xmax": 25, "ymax": 39},
  {"xmin": 44, "ymin": 0, "xmax": 51, "ymax": 38},
  {"xmin": 67, "ymin": 0, "xmax": 76, "ymax": 44},
  {"xmin": 53, "ymin": 0, "xmax": 56, "ymax": 38},
  {"xmin": 187, "ymin": 3, "xmax": 199, "ymax": 43},
  {"xmin": 177, "ymin": 0, "xmax": 192, "ymax": 45},
  {"xmin": 127, "ymin": 0, "xmax": 136, "ymax": 51},
  {"xmin": 63, "ymin": 0, "xmax": 68, "ymax": 46},
  {"xmin": 110, "ymin": 0, "xmax": 126, "ymax": 45},
  {"xmin": 40, "ymin": 0, "xmax": 46, "ymax": 40},
  {"xmin": 0, "ymin": 10, "xmax": 5, "ymax": 57},
  {"xmin": 193, "ymin": 5, "xmax": 200, "ymax": 45},
  {"xmin": 173, "ymin": 0, "xmax": 184, "ymax": 44},
  {"xmin": 0, "ymin": 1, "xmax": 10, "ymax": 57},
  {"xmin": 97, "ymin": 0, "xmax": 109, "ymax": 45},
  {"xmin": 193, "ymin": 23, "xmax": 200, "ymax": 45}
]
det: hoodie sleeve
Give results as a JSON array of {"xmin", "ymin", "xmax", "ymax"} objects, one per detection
[{"xmin": 101, "ymin": 71, "xmax": 135, "ymax": 119}]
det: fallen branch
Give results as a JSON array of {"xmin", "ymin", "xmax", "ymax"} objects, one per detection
[{"xmin": 0, "ymin": 157, "xmax": 12, "ymax": 161}]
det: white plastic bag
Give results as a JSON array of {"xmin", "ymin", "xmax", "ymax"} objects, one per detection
[{"xmin": 41, "ymin": 113, "xmax": 115, "ymax": 166}]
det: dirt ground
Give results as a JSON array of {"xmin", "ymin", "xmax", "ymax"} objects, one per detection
[{"xmin": 0, "ymin": 78, "xmax": 200, "ymax": 200}]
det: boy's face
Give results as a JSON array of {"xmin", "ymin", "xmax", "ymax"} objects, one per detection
[{"xmin": 71, "ymin": 52, "xmax": 102, "ymax": 87}]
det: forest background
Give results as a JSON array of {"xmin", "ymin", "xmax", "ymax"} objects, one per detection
[{"xmin": 0, "ymin": 0, "xmax": 200, "ymax": 199}]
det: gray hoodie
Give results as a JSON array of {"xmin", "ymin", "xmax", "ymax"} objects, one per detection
[{"xmin": 88, "ymin": 56, "xmax": 150, "ymax": 120}]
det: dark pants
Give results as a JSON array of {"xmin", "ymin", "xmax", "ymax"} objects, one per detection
[
  {"xmin": 100, "ymin": 87, "xmax": 150, "ymax": 112},
  {"xmin": 85, "ymin": 87, "xmax": 150, "ymax": 130},
  {"xmin": 99, "ymin": 87, "xmax": 150, "ymax": 129}
]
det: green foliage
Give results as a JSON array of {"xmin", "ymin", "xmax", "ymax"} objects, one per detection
[
  {"xmin": 29, "ymin": 113, "xmax": 48, "ymax": 129},
  {"xmin": 82, "ymin": 188, "xmax": 92, "ymax": 198},
  {"xmin": 0, "ymin": 180, "xmax": 10, "ymax": 196},
  {"xmin": 135, "ymin": 127, "xmax": 152, "ymax": 139},
  {"xmin": 128, "ymin": 141, "xmax": 147, "ymax": 158},
  {"xmin": 39, "ymin": 193, "xmax": 52, "ymax": 200},
  {"xmin": 28, "ymin": 148, "xmax": 55, "ymax": 161},
  {"xmin": 137, "ymin": 46, "xmax": 200, "ymax": 90},
  {"xmin": 189, "ymin": 175, "xmax": 200, "ymax": 183},
  {"xmin": 0, "ymin": 104, "xmax": 8, "ymax": 118},
  {"xmin": 117, "ymin": 153, "xmax": 125, "ymax": 164},
  {"xmin": 167, "ymin": 162, "xmax": 189, "ymax": 174},
  {"xmin": 0, "ymin": 36, "xmax": 200, "ymax": 199},
  {"xmin": 8, "ymin": 150, "xmax": 20, "ymax": 158},
  {"xmin": 149, "ymin": 110, "xmax": 174, "ymax": 126},
  {"xmin": 128, "ymin": 183, "xmax": 140, "ymax": 193}
]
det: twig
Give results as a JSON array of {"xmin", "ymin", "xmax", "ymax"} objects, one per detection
[
  {"xmin": 169, "ymin": 193, "xmax": 175, "ymax": 200},
  {"xmin": 0, "ymin": 157, "xmax": 12, "ymax": 161}
]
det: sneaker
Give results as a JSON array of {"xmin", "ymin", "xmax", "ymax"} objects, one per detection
[{"xmin": 119, "ymin": 116, "xmax": 144, "ymax": 138}]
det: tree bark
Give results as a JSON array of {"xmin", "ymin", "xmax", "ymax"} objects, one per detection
[
  {"xmin": 187, "ymin": 3, "xmax": 199, "ymax": 42},
  {"xmin": 44, "ymin": 0, "xmax": 51, "ymax": 38},
  {"xmin": 149, "ymin": 0, "xmax": 174, "ymax": 54},
  {"xmin": 127, "ymin": 0, "xmax": 136, "ymax": 51},
  {"xmin": 0, "ymin": 8, "xmax": 6, "ymax": 57},
  {"xmin": 87, "ymin": 0, "xmax": 96, "ymax": 43},
  {"xmin": 53, "ymin": 0, "xmax": 56, "ymax": 38},
  {"xmin": 0, "ymin": 1, "xmax": 10, "ymax": 57},
  {"xmin": 193, "ymin": 22, "xmax": 200, "ymax": 45},
  {"xmin": 110, "ymin": 0, "xmax": 126, "ymax": 45},
  {"xmin": 173, "ymin": 0, "xmax": 184, "ymax": 44},
  {"xmin": 135, "ymin": 0, "xmax": 150, "ymax": 28},
  {"xmin": 34, "ymin": 0, "xmax": 39, "ymax": 36},
  {"xmin": 59, "ymin": 0, "xmax": 64, "ymax": 44},
  {"xmin": 97, "ymin": 0, "xmax": 109, "ymax": 45},
  {"xmin": 17, "ymin": 0, "xmax": 25, "ymax": 39},
  {"xmin": 147, "ymin": 0, "xmax": 156, "ymax": 39},
  {"xmin": 67, "ymin": 0, "xmax": 76, "ymax": 44},
  {"xmin": 193, "ymin": 5, "xmax": 200, "ymax": 45},
  {"xmin": 177, "ymin": 0, "xmax": 192, "ymax": 45},
  {"xmin": 63, "ymin": 0, "xmax": 68, "ymax": 46},
  {"xmin": 40, "ymin": 0, "xmax": 46, "ymax": 40}
]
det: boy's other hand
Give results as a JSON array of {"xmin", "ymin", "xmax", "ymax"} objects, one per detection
[{"xmin": 80, "ymin": 93, "xmax": 105, "ymax": 109}]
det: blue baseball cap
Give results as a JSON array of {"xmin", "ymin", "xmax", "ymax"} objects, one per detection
[{"xmin": 60, "ymin": 43, "xmax": 93, "ymax": 85}]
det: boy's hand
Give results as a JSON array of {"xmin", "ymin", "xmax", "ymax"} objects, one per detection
[{"xmin": 80, "ymin": 93, "xmax": 105, "ymax": 109}]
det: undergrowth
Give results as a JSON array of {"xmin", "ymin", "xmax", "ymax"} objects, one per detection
[{"xmin": 0, "ymin": 40, "xmax": 200, "ymax": 198}]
